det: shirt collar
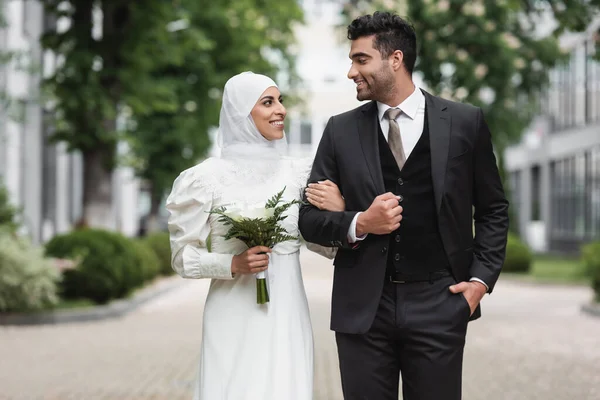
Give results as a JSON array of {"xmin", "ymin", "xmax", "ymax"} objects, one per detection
[{"xmin": 377, "ymin": 86, "xmax": 424, "ymax": 121}]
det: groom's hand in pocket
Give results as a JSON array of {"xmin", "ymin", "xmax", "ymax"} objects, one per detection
[
  {"xmin": 449, "ymin": 281, "xmax": 487, "ymax": 316},
  {"xmin": 356, "ymin": 192, "xmax": 403, "ymax": 236},
  {"xmin": 231, "ymin": 246, "xmax": 272, "ymax": 275}
]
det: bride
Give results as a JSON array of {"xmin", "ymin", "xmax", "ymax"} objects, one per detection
[{"xmin": 165, "ymin": 71, "xmax": 343, "ymax": 399}]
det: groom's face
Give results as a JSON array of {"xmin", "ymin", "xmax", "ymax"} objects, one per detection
[{"xmin": 348, "ymin": 35, "xmax": 395, "ymax": 102}]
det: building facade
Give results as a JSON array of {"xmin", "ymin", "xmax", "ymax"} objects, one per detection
[{"xmin": 504, "ymin": 22, "xmax": 600, "ymax": 253}]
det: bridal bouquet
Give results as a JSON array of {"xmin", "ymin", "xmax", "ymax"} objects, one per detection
[{"xmin": 208, "ymin": 187, "xmax": 301, "ymax": 304}]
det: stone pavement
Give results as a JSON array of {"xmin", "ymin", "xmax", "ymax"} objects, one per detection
[{"xmin": 1, "ymin": 248, "xmax": 599, "ymax": 400}]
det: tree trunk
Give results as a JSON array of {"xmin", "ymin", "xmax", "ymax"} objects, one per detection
[
  {"xmin": 80, "ymin": 148, "xmax": 114, "ymax": 230},
  {"xmin": 146, "ymin": 184, "xmax": 164, "ymax": 233}
]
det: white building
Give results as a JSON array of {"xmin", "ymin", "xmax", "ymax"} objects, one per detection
[
  {"xmin": 504, "ymin": 20, "xmax": 600, "ymax": 253},
  {"xmin": 0, "ymin": 0, "xmax": 140, "ymax": 243}
]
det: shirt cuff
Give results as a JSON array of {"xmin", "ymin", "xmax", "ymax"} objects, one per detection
[
  {"xmin": 470, "ymin": 277, "xmax": 489, "ymax": 292},
  {"xmin": 347, "ymin": 212, "xmax": 368, "ymax": 243}
]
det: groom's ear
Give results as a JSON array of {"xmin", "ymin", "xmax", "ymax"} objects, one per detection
[{"xmin": 390, "ymin": 50, "xmax": 404, "ymax": 72}]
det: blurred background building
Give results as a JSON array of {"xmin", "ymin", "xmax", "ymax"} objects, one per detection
[
  {"xmin": 0, "ymin": 0, "xmax": 140, "ymax": 244},
  {"xmin": 504, "ymin": 18, "xmax": 600, "ymax": 254}
]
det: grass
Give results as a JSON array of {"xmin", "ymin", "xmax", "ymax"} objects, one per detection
[
  {"xmin": 503, "ymin": 254, "xmax": 589, "ymax": 285},
  {"xmin": 51, "ymin": 298, "xmax": 96, "ymax": 310}
]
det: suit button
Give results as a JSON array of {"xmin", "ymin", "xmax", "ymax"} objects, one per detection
[
  {"xmin": 395, "ymin": 235, "xmax": 401, "ymax": 243},
  {"xmin": 397, "ymin": 178, "xmax": 404, "ymax": 185},
  {"xmin": 394, "ymin": 253, "xmax": 401, "ymax": 261},
  {"xmin": 398, "ymin": 194, "xmax": 404, "ymax": 202},
  {"xmin": 381, "ymin": 247, "xmax": 387, "ymax": 254}
]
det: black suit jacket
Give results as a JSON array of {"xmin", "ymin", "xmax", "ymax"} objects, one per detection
[{"xmin": 298, "ymin": 90, "xmax": 509, "ymax": 334}]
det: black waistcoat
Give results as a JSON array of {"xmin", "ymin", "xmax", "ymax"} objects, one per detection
[{"xmin": 378, "ymin": 107, "xmax": 450, "ymax": 275}]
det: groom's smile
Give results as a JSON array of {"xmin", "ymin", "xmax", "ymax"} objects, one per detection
[{"xmin": 347, "ymin": 35, "xmax": 398, "ymax": 103}]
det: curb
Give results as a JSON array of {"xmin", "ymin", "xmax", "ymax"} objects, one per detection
[
  {"xmin": 0, "ymin": 276, "xmax": 185, "ymax": 326},
  {"xmin": 581, "ymin": 302, "xmax": 600, "ymax": 318}
]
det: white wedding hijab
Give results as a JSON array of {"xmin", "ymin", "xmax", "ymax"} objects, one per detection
[{"xmin": 217, "ymin": 71, "xmax": 288, "ymax": 160}]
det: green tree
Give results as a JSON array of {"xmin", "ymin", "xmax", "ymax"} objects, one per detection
[
  {"xmin": 129, "ymin": 0, "xmax": 303, "ymax": 232},
  {"xmin": 40, "ymin": 0, "xmax": 187, "ymax": 228}
]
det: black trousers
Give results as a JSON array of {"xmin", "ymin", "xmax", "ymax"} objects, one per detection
[{"xmin": 335, "ymin": 275, "xmax": 470, "ymax": 400}]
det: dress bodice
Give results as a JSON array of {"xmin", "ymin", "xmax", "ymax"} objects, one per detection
[
  {"xmin": 204, "ymin": 157, "xmax": 310, "ymax": 256},
  {"xmin": 165, "ymin": 156, "xmax": 311, "ymax": 280}
]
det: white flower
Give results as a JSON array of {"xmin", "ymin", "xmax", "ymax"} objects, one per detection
[
  {"xmin": 440, "ymin": 25, "xmax": 454, "ymax": 37},
  {"xmin": 485, "ymin": 21, "xmax": 496, "ymax": 32},
  {"xmin": 456, "ymin": 49, "xmax": 469, "ymax": 62},
  {"xmin": 478, "ymin": 87, "xmax": 496, "ymax": 104},
  {"xmin": 455, "ymin": 87, "xmax": 469, "ymax": 100},
  {"xmin": 184, "ymin": 101, "xmax": 197, "ymax": 112},
  {"xmin": 382, "ymin": 0, "xmax": 395, "ymax": 9},
  {"xmin": 474, "ymin": 64, "xmax": 488, "ymax": 79},
  {"xmin": 227, "ymin": 203, "xmax": 278, "ymax": 221},
  {"xmin": 502, "ymin": 33, "xmax": 521, "ymax": 49},
  {"xmin": 437, "ymin": 0, "xmax": 450, "ymax": 12},
  {"xmin": 464, "ymin": 3, "xmax": 485, "ymax": 16},
  {"xmin": 441, "ymin": 88, "xmax": 453, "ymax": 99},
  {"xmin": 513, "ymin": 58, "xmax": 526, "ymax": 69}
]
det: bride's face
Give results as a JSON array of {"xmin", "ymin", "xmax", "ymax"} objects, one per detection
[{"xmin": 250, "ymin": 86, "xmax": 286, "ymax": 141}]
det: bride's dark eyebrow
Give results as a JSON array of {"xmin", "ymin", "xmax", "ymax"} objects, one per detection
[{"xmin": 260, "ymin": 95, "xmax": 283, "ymax": 101}]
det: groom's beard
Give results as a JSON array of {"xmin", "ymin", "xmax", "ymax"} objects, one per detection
[{"xmin": 357, "ymin": 68, "xmax": 396, "ymax": 103}]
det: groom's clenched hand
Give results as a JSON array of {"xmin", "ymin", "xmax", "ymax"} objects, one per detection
[{"xmin": 356, "ymin": 192, "xmax": 403, "ymax": 236}]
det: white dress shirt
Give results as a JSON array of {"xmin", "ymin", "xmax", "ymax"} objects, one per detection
[{"xmin": 345, "ymin": 86, "xmax": 488, "ymax": 290}]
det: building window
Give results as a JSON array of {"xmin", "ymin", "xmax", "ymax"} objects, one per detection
[
  {"xmin": 531, "ymin": 165, "xmax": 541, "ymax": 221},
  {"xmin": 543, "ymin": 38, "xmax": 600, "ymax": 133},
  {"xmin": 588, "ymin": 146, "xmax": 600, "ymax": 237},
  {"xmin": 509, "ymin": 170, "xmax": 521, "ymax": 234},
  {"xmin": 300, "ymin": 121, "xmax": 312, "ymax": 145},
  {"xmin": 41, "ymin": 111, "xmax": 57, "ymax": 225},
  {"xmin": 550, "ymin": 149, "xmax": 598, "ymax": 240}
]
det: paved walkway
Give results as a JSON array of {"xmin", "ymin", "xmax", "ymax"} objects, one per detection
[{"xmin": 1, "ymin": 248, "xmax": 599, "ymax": 399}]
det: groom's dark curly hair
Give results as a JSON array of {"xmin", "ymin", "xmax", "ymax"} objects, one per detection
[{"xmin": 347, "ymin": 11, "xmax": 417, "ymax": 75}]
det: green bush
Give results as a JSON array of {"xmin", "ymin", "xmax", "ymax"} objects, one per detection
[
  {"xmin": 582, "ymin": 241, "xmax": 600, "ymax": 302},
  {"xmin": 0, "ymin": 180, "xmax": 19, "ymax": 232},
  {"xmin": 504, "ymin": 233, "xmax": 532, "ymax": 273},
  {"xmin": 132, "ymin": 239, "xmax": 161, "ymax": 282},
  {"xmin": 0, "ymin": 230, "xmax": 60, "ymax": 312},
  {"xmin": 143, "ymin": 232, "xmax": 173, "ymax": 275},
  {"xmin": 44, "ymin": 229, "xmax": 140, "ymax": 304}
]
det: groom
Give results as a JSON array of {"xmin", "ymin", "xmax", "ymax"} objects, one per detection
[{"xmin": 299, "ymin": 11, "xmax": 509, "ymax": 400}]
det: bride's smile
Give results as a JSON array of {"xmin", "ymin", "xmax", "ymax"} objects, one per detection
[{"xmin": 250, "ymin": 86, "xmax": 287, "ymax": 141}]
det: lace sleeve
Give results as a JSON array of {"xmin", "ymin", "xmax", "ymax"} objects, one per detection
[
  {"xmin": 286, "ymin": 156, "xmax": 313, "ymax": 193},
  {"xmin": 290, "ymin": 157, "xmax": 339, "ymax": 259},
  {"xmin": 165, "ymin": 165, "xmax": 234, "ymax": 280}
]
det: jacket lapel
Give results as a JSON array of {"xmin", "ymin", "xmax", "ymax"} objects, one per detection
[
  {"xmin": 358, "ymin": 101, "xmax": 385, "ymax": 193},
  {"xmin": 423, "ymin": 90, "xmax": 451, "ymax": 214}
]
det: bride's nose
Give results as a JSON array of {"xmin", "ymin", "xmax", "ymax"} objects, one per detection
[{"xmin": 275, "ymin": 103, "xmax": 286, "ymax": 118}]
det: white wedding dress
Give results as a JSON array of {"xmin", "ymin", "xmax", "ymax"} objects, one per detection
[{"xmin": 166, "ymin": 156, "xmax": 316, "ymax": 400}]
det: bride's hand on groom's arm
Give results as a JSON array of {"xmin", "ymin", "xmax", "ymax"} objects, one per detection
[
  {"xmin": 305, "ymin": 180, "xmax": 345, "ymax": 212},
  {"xmin": 356, "ymin": 193, "xmax": 403, "ymax": 236},
  {"xmin": 231, "ymin": 246, "xmax": 271, "ymax": 275}
]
